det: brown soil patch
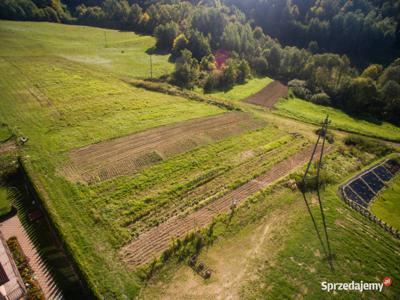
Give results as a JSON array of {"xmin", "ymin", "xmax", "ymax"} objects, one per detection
[
  {"xmin": 63, "ymin": 112, "xmax": 264, "ymax": 183},
  {"xmin": 0, "ymin": 140, "xmax": 17, "ymax": 155},
  {"xmin": 244, "ymin": 81, "xmax": 288, "ymax": 108},
  {"xmin": 120, "ymin": 144, "xmax": 327, "ymax": 267}
]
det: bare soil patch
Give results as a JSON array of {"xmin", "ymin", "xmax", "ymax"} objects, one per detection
[
  {"xmin": 120, "ymin": 144, "xmax": 325, "ymax": 267},
  {"xmin": 63, "ymin": 112, "xmax": 264, "ymax": 183},
  {"xmin": 0, "ymin": 140, "xmax": 17, "ymax": 154},
  {"xmin": 244, "ymin": 81, "xmax": 288, "ymax": 108}
]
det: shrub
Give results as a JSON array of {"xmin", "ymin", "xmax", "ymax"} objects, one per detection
[
  {"xmin": 288, "ymin": 79, "xmax": 312, "ymax": 100},
  {"xmin": 251, "ymin": 56, "xmax": 268, "ymax": 76},
  {"xmin": 154, "ymin": 22, "xmax": 179, "ymax": 50},
  {"xmin": 315, "ymin": 128, "xmax": 335, "ymax": 144},
  {"xmin": 344, "ymin": 135, "xmax": 391, "ymax": 156},
  {"xmin": 310, "ymin": 92, "xmax": 331, "ymax": 106},
  {"xmin": 295, "ymin": 169, "xmax": 332, "ymax": 193}
]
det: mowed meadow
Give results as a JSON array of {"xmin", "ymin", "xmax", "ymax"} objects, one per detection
[
  {"xmin": 0, "ymin": 20, "xmax": 228, "ymax": 297},
  {"xmin": 0, "ymin": 20, "xmax": 173, "ymax": 78},
  {"xmin": 275, "ymin": 97, "xmax": 400, "ymax": 142},
  {"xmin": 0, "ymin": 20, "xmax": 301, "ymax": 297},
  {"xmin": 1, "ymin": 19, "xmax": 400, "ymax": 299}
]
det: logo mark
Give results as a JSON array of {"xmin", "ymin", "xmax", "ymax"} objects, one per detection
[{"xmin": 383, "ymin": 277, "xmax": 392, "ymax": 287}]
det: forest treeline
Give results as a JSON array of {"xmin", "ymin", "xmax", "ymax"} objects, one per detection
[
  {"xmin": 225, "ymin": 0, "xmax": 400, "ymax": 65},
  {"xmin": 0, "ymin": 0, "xmax": 399, "ymax": 124}
]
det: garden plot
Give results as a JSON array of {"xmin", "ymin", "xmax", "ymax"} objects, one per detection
[
  {"xmin": 244, "ymin": 81, "xmax": 288, "ymax": 108},
  {"xmin": 65, "ymin": 112, "xmax": 264, "ymax": 183}
]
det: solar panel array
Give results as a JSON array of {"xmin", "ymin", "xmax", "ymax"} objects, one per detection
[{"xmin": 342, "ymin": 158, "xmax": 400, "ymax": 208}]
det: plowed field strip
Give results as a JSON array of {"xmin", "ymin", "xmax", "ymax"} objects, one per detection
[
  {"xmin": 244, "ymin": 81, "xmax": 288, "ymax": 108},
  {"xmin": 120, "ymin": 145, "xmax": 326, "ymax": 267},
  {"xmin": 66, "ymin": 112, "xmax": 264, "ymax": 182}
]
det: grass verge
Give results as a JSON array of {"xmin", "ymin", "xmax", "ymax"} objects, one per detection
[
  {"xmin": 274, "ymin": 97, "xmax": 400, "ymax": 142},
  {"xmin": 0, "ymin": 187, "xmax": 12, "ymax": 217}
]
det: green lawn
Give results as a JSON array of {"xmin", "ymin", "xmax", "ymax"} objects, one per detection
[
  {"xmin": 0, "ymin": 20, "xmax": 173, "ymax": 78},
  {"xmin": 0, "ymin": 125, "xmax": 11, "ymax": 142},
  {"xmin": 202, "ymin": 77, "xmax": 273, "ymax": 101},
  {"xmin": 275, "ymin": 97, "xmax": 400, "ymax": 142},
  {"xmin": 0, "ymin": 21, "xmax": 225, "ymax": 298},
  {"xmin": 0, "ymin": 187, "xmax": 12, "ymax": 217},
  {"xmin": 143, "ymin": 146, "xmax": 400, "ymax": 299},
  {"xmin": 371, "ymin": 175, "xmax": 400, "ymax": 230}
]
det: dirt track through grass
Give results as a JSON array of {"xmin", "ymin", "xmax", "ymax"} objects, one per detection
[
  {"xmin": 244, "ymin": 81, "xmax": 288, "ymax": 108},
  {"xmin": 65, "ymin": 112, "xmax": 263, "ymax": 183},
  {"xmin": 120, "ymin": 144, "xmax": 325, "ymax": 267}
]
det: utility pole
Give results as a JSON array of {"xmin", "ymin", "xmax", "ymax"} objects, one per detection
[
  {"xmin": 315, "ymin": 116, "xmax": 334, "ymax": 271},
  {"xmin": 149, "ymin": 54, "xmax": 153, "ymax": 79},
  {"xmin": 300, "ymin": 115, "xmax": 334, "ymax": 271},
  {"xmin": 104, "ymin": 31, "xmax": 108, "ymax": 48}
]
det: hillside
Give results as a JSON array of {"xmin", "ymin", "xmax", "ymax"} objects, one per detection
[{"xmin": 0, "ymin": 9, "xmax": 399, "ymax": 300}]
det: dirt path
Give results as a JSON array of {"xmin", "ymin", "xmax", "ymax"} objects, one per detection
[
  {"xmin": 244, "ymin": 81, "xmax": 288, "ymax": 108},
  {"xmin": 0, "ymin": 140, "xmax": 17, "ymax": 155},
  {"xmin": 120, "ymin": 145, "xmax": 324, "ymax": 267},
  {"xmin": 0, "ymin": 216, "xmax": 63, "ymax": 300},
  {"xmin": 141, "ymin": 195, "xmax": 303, "ymax": 300}
]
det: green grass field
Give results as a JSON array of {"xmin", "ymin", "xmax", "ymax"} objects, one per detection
[
  {"xmin": 203, "ymin": 77, "xmax": 273, "ymax": 102},
  {"xmin": 0, "ymin": 20, "xmax": 225, "ymax": 298},
  {"xmin": 143, "ymin": 147, "xmax": 400, "ymax": 299},
  {"xmin": 371, "ymin": 175, "xmax": 400, "ymax": 230},
  {"xmin": 0, "ymin": 125, "xmax": 12, "ymax": 142},
  {"xmin": 275, "ymin": 97, "xmax": 400, "ymax": 142},
  {"xmin": 0, "ymin": 187, "xmax": 12, "ymax": 217},
  {"xmin": 1, "ymin": 20, "xmax": 400, "ymax": 299},
  {"xmin": 0, "ymin": 20, "xmax": 173, "ymax": 78},
  {"xmin": 86, "ymin": 128, "xmax": 302, "ymax": 236}
]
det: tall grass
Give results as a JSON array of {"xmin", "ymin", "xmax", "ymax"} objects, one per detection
[{"xmin": 275, "ymin": 97, "xmax": 400, "ymax": 141}]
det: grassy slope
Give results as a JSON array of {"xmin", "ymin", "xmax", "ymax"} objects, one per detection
[
  {"xmin": 86, "ymin": 129, "xmax": 303, "ymax": 237},
  {"xmin": 0, "ymin": 21, "xmax": 224, "ymax": 298},
  {"xmin": 143, "ymin": 147, "xmax": 400, "ymax": 299},
  {"xmin": 275, "ymin": 97, "xmax": 400, "ymax": 142},
  {"xmin": 1, "ymin": 20, "xmax": 400, "ymax": 299},
  {"xmin": 0, "ymin": 20, "xmax": 173, "ymax": 78},
  {"xmin": 0, "ymin": 187, "xmax": 12, "ymax": 217},
  {"xmin": 242, "ymin": 152, "xmax": 400, "ymax": 299},
  {"xmin": 203, "ymin": 77, "xmax": 273, "ymax": 102},
  {"xmin": 371, "ymin": 175, "xmax": 400, "ymax": 230},
  {"xmin": 0, "ymin": 125, "xmax": 12, "ymax": 142}
]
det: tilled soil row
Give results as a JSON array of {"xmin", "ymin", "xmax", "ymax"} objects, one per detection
[
  {"xmin": 122, "ymin": 138, "xmax": 299, "ymax": 234},
  {"xmin": 244, "ymin": 81, "xmax": 288, "ymax": 108},
  {"xmin": 120, "ymin": 144, "xmax": 323, "ymax": 267},
  {"xmin": 65, "ymin": 112, "xmax": 264, "ymax": 183}
]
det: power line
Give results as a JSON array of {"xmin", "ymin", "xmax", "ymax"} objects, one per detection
[
  {"xmin": 315, "ymin": 116, "xmax": 334, "ymax": 271},
  {"xmin": 300, "ymin": 115, "xmax": 334, "ymax": 271}
]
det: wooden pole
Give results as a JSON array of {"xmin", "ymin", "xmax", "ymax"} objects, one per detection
[{"xmin": 149, "ymin": 54, "xmax": 153, "ymax": 79}]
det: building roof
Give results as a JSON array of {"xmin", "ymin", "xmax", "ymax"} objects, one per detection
[{"xmin": 0, "ymin": 234, "xmax": 26, "ymax": 300}]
